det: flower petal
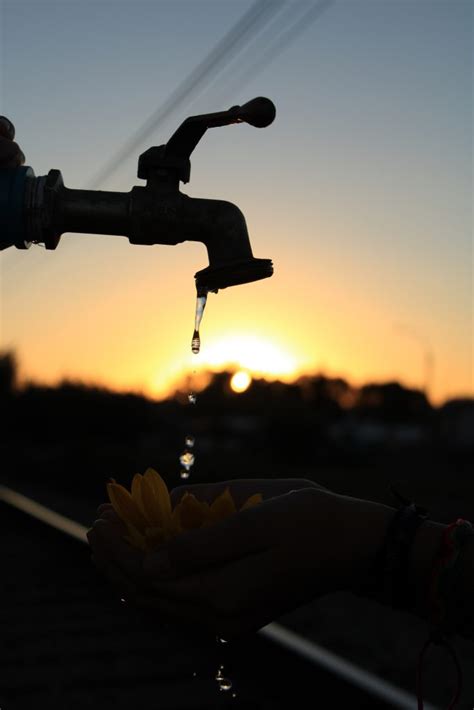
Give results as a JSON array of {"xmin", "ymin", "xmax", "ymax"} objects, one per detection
[
  {"xmin": 170, "ymin": 507, "xmax": 183, "ymax": 537},
  {"xmin": 131, "ymin": 473, "xmax": 149, "ymax": 521},
  {"xmin": 145, "ymin": 526, "xmax": 166, "ymax": 550},
  {"xmin": 209, "ymin": 487, "xmax": 237, "ymax": 523},
  {"xmin": 144, "ymin": 468, "xmax": 172, "ymax": 526},
  {"xmin": 107, "ymin": 481, "xmax": 148, "ymax": 532},
  {"xmin": 141, "ymin": 474, "xmax": 167, "ymax": 529},
  {"xmin": 240, "ymin": 493, "xmax": 263, "ymax": 511},
  {"xmin": 124, "ymin": 521, "xmax": 147, "ymax": 551},
  {"xmin": 175, "ymin": 492, "xmax": 209, "ymax": 530}
]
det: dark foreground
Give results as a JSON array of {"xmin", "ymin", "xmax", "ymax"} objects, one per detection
[{"xmin": 1, "ymin": 501, "xmax": 397, "ymax": 710}]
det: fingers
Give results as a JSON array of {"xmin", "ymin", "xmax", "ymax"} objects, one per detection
[
  {"xmin": 144, "ymin": 496, "xmax": 278, "ymax": 578},
  {"xmin": 0, "ymin": 117, "xmax": 25, "ymax": 167},
  {"xmin": 91, "ymin": 554, "xmax": 138, "ymax": 601},
  {"xmin": 97, "ymin": 503, "xmax": 114, "ymax": 515},
  {"xmin": 169, "ymin": 478, "xmax": 322, "ymax": 510},
  {"xmin": 144, "ymin": 545, "xmax": 314, "ymax": 638},
  {"xmin": 0, "ymin": 116, "xmax": 15, "ymax": 140},
  {"xmin": 87, "ymin": 519, "xmax": 144, "ymax": 582},
  {"xmin": 100, "ymin": 509, "xmax": 122, "ymax": 523},
  {"xmin": 0, "ymin": 137, "xmax": 25, "ymax": 167}
]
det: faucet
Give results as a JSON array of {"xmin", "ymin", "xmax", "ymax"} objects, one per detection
[{"xmin": 0, "ymin": 97, "xmax": 275, "ymax": 294}]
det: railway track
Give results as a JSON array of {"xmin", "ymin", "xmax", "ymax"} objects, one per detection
[{"xmin": 0, "ymin": 485, "xmax": 438, "ymax": 710}]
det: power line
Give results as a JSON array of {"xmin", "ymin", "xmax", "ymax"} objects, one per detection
[
  {"xmin": 87, "ymin": 0, "xmax": 286, "ymax": 190},
  {"xmin": 2, "ymin": 0, "xmax": 335, "ymax": 276},
  {"xmin": 211, "ymin": 0, "xmax": 334, "ymax": 102},
  {"xmin": 1, "ymin": 0, "xmax": 286, "ymax": 271}
]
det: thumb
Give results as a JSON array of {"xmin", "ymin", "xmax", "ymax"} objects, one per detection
[
  {"xmin": 0, "ymin": 116, "xmax": 15, "ymax": 140},
  {"xmin": 144, "ymin": 503, "xmax": 272, "ymax": 578}
]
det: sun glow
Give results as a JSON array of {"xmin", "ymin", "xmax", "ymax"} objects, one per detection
[
  {"xmin": 198, "ymin": 334, "xmax": 299, "ymax": 378},
  {"xmin": 148, "ymin": 332, "xmax": 307, "ymax": 399},
  {"xmin": 230, "ymin": 370, "xmax": 252, "ymax": 393}
]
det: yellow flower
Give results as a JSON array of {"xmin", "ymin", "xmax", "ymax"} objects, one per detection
[{"xmin": 107, "ymin": 468, "xmax": 262, "ymax": 552}]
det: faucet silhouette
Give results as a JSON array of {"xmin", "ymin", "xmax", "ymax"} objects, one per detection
[{"xmin": 0, "ymin": 98, "xmax": 275, "ymax": 294}]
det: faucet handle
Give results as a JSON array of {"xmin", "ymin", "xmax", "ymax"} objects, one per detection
[
  {"xmin": 165, "ymin": 97, "xmax": 276, "ymax": 171},
  {"xmin": 231, "ymin": 97, "xmax": 276, "ymax": 128}
]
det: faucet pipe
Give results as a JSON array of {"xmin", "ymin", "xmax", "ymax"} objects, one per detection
[{"xmin": 0, "ymin": 98, "xmax": 276, "ymax": 292}]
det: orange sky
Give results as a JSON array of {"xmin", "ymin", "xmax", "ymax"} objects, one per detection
[{"xmin": 1, "ymin": 1, "xmax": 472, "ymax": 405}]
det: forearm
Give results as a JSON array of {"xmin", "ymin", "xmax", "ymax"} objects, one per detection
[{"xmin": 343, "ymin": 493, "xmax": 474, "ymax": 641}]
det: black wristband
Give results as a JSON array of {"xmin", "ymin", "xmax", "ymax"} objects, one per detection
[{"xmin": 352, "ymin": 485, "xmax": 429, "ymax": 611}]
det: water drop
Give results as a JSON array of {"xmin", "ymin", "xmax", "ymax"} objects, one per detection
[
  {"xmin": 185, "ymin": 435, "xmax": 195, "ymax": 448},
  {"xmin": 179, "ymin": 451, "xmax": 195, "ymax": 469},
  {"xmin": 120, "ymin": 598, "xmax": 126, "ymax": 603},
  {"xmin": 180, "ymin": 470, "xmax": 190, "ymax": 479},
  {"xmin": 192, "ymin": 671, "xmax": 197, "ymax": 678},
  {"xmin": 188, "ymin": 393, "xmax": 197, "ymax": 405},
  {"xmin": 219, "ymin": 678, "xmax": 232, "ymax": 692},
  {"xmin": 216, "ymin": 636, "xmax": 228, "ymax": 644},
  {"xmin": 215, "ymin": 669, "xmax": 223, "ymax": 681},
  {"xmin": 191, "ymin": 292, "xmax": 207, "ymax": 355},
  {"xmin": 195, "ymin": 293, "xmax": 207, "ymax": 331},
  {"xmin": 232, "ymin": 693, "xmax": 237, "ymax": 698},
  {"xmin": 191, "ymin": 330, "xmax": 200, "ymax": 355}
]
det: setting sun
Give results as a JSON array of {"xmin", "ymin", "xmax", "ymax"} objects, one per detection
[
  {"xmin": 198, "ymin": 334, "xmax": 299, "ymax": 378},
  {"xmin": 230, "ymin": 370, "xmax": 252, "ymax": 393}
]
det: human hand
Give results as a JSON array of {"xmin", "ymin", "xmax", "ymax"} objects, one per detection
[
  {"xmin": 87, "ymin": 478, "xmax": 327, "ymax": 603},
  {"xmin": 0, "ymin": 117, "xmax": 25, "ymax": 167},
  {"xmin": 136, "ymin": 485, "xmax": 373, "ymax": 638},
  {"xmin": 87, "ymin": 508, "xmax": 147, "ymax": 600}
]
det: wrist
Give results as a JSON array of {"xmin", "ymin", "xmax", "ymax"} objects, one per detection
[
  {"xmin": 410, "ymin": 519, "xmax": 446, "ymax": 620},
  {"xmin": 332, "ymin": 494, "xmax": 398, "ymax": 593}
]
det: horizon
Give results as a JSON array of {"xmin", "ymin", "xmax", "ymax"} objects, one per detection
[{"xmin": 5, "ymin": 348, "xmax": 471, "ymax": 409}]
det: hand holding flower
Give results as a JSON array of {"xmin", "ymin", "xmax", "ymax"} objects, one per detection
[{"xmin": 87, "ymin": 471, "xmax": 393, "ymax": 639}]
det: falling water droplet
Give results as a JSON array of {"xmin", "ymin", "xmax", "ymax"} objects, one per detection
[
  {"xmin": 232, "ymin": 692, "xmax": 237, "ymax": 698},
  {"xmin": 188, "ymin": 393, "xmax": 197, "ymax": 405},
  {"xmin": 191, "ymin": 292, "xmax": 207, "ymax": 355},
  {"xmin": 219, "ymin": 678, "xmax": 232, "ymax": 692},
  {"xmin": 185, "ymin": 435, "xmax": 195, "ymax": 448},
  {"xmin": 120, "ymin": 598, "xmax": 126, "ymax": 603},
  {"xmin": 180, "ymin": 470, "xmax": 190, "ymax": 479},
  {"xmin": 215, "ymin": 669, "xmax": 223, "ymax": 681},
  {"xmin": 179, "ymin": 451, "xmax": 195, "ymax": 469},
  {"xmin": 191, "ymin": 330, "xmax": 200, "ymax": 355},
  {"xmin": 192, "ymin": 671, "xmax": 197, "ymax": 678},
  {"xmin": 216, "ymin": 636, "xmax": 228, "ymax": 644}
]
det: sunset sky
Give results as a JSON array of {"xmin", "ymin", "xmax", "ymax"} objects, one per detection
[{"xmin": 0, "ymin": 0, "xmax": 472, "ymax": 404}]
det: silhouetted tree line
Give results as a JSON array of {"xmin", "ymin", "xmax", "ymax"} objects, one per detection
[{"xmin": 0, "ymin": 351, "xmax": 472, "ymax": 495}]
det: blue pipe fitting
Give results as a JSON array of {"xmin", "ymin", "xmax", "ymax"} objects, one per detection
[{"xmin": 0, "ymin": 166, "xmax": 34, "ymax": 249}]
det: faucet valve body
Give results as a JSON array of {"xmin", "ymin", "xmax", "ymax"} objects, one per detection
[{"xmin": 0, "ymin": 98, "xmax": 276, "ymax": 291}]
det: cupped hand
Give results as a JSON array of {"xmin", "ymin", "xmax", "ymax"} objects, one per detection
[
  {"xmin": 87, "ymin": 478, "xmax": 368, "ymax": 638},
  {"xmin": 0, "ymin": 117, "xmax": 25, "ymax": 167},
  {"xmin": 87, "ymin": 478, "xmax": 327, "ymax": 603},
  {"xmin": 87, "ymin": 510, "xmax": 147, "ymax": 600},
  {"xmin": 137, "ymin": 485, "xmax": 365, "ymax": 639}
]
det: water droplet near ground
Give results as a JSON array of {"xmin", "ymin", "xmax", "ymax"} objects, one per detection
[
  {"xmin": 180, "ymin": 470, "xmax": 190, "ymax": 479},
  {"xmin": 188, "ymin": 393, "xmax": 197, "ymax": 405},
  {"xmin": 219, "ymin": 678, "xmax": 232, "ymax": 691},
  {"xmin": 185, "ymin": 435, "xmax": 195, "ymax": 447}
]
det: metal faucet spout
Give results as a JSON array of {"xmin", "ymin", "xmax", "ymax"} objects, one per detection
[{"xmin": 0, "ymin": 97, "xmax": 276, "ymax": 292}]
